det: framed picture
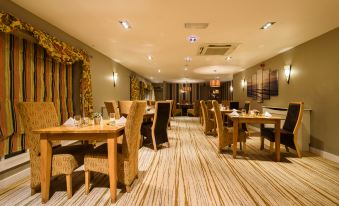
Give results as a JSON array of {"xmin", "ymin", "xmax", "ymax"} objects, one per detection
[
  {"xmin": 251, "ymin": 74, "xmax": 257, "ymax": 100},
  {"xmin": 263, "ymin": 69, "xmax": 270, "ymax": 99},
  {"xmin": 270, "ymin": 70, "xmax": 279, "ymax": 96},
  {"xmin": 247, "ymin": 77, "xmax": 252, "ymax": 97},
  {"xmin": 257, "ymin": 69, "xmax": 263, "ymax": 102}
]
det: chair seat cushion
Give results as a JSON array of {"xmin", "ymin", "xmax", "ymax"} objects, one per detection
[
  {"xmin": 51, "ymin": 144, "xmax": 93, "ymax": 176},
  {"xmin": 261, "ymin": 127, "xmax": 295, "ymax": 149}
]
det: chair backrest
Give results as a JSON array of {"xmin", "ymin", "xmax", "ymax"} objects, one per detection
[
  {"xmin": 166, "ymin": 100, "xmax": 175, "ymax": 116},
  {"xmin": 200, "ymin": 100, "xmax": 208, "ymax": 129},
  {"xmin": 283, "ymin": 102, "xmax": 304, "ymax": 134},
  {"xmin": 119, "ymin": 100, "xmax": 133, "ymax": 116},
  {"xmin": 212, "ymin": 100, "xmax": 223, "ymax": 138},
  {"xmin": 17, "ymin": 102, "xmax": 60, "ymax": 156},
  {"xmin": 123, "ymin": 101, "xmax": 146, "ymax": 159},
  {"xmin": 206, "ymin": 100, "xmax": 213, "ymax": 109},
  {"xmin": 230, "ymin": 101, "xmax": 239, "ymax": 110},
  {"xmin": 193, "ymin": 100, "xmax": 200, "ymax": 115},
  {"xmin": 104, "ymin": 101, "xmax": 120, "ymax": 119},
  {"xmin": 153, "ymin": 101, "xmax": 171, "ymax": 144},
  {"xmin": 222, "ymin": 100, "xmax": 229, "ymax": 107},
  {"xmin": 147, "ymin": 100, "xmax": 156, "ymax": 106},
  {"xmin": 244, "ymin": 101, "xmax": 250, "ymax": 113}
]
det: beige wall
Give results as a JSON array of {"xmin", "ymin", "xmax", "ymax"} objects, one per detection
[
  {"xmin": 0, "ymin": 1, "xmax": 132, "ymax": 113},
  {"xmin": 233, "ymin": 27, "xmax": 339, "ymax": 156}
]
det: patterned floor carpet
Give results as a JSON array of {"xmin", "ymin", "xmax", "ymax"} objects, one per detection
[{"xmin": 0, "ymin": 117, "xmax": 338, "ymax": 206}]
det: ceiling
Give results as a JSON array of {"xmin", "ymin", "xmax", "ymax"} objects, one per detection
[{"xmin": 12, "ymin": 0, "xmax": 339, "ymax": 83}]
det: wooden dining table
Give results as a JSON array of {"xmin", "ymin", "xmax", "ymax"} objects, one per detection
[
  {"xmin": 227, "ymin": 113, "xmax": 283, "ymax": 162},
  {"xmin": 34, "ymin": 121, "xmax": 124, "ymax": 203}
]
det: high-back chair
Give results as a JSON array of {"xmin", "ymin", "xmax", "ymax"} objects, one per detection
[
  {"xmin": 230, "ymin": 101, "xmax": 239, "ymax": 110},
  {"xmin": 18, "ymin": 102, "xmax": 92, "ymax": 198},
  {"xmin": 260, "ymin": 102, "xmax": 304, "ymax": 157},
  {"xmin": 141, "ymin": 101, "xmax": 171, "ymax": 151},
  {"xmin": 104, "ymin": 100, "xmax": 120, "ymax": 119},
  {"xmin": 187, "ymin": 100, "xmax": 200, "ymax": 117},
  {"xmin": 118, "ymin": 100, "xmax": 133, "ymax": 117},
  {"xmin": 212, "ymin": 100, "xmax": 247, "ymax": 153},
  {"xmin": 172, "ymin": 100, "xmax": 182, "ymax": 116},
  {"xmin": 84, "ymin": 101, "xmax": 146, "ymax": 193},
  {"xmin": 200, "ymin": 100, "xmax": 215, "ymax": 135}
]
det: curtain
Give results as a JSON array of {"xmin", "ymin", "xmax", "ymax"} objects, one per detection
[
  {"xmin": 221, "ymin": 81, "xmax": 233, "ymax": 100},
  {"xmin": 0, "ymin": 33, "xmax": 73, "ymax": 157}
]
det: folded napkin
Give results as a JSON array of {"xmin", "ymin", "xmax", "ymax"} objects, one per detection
[
  {"xmin": 116, "ymin": 116, "xmax": 127, "ymax": 126},
  {"xmin": 230, "ymin": 111, "xmax": 239, "ymax": 117},
  {"xmin": 264, "ymin": 111, "xmax": 272, "ymax": 117},
  {"xmin": 232, "ymin": 109, "xmax": 237, "ymax": 112},
  {"xmin": 63, "ymin": 117, "xmax": 75, "ymax": 126}
]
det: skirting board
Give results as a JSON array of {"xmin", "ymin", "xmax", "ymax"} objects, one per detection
[{"xmin": 310, "ymin": 147, "xmax": 339, "ymax": 164}]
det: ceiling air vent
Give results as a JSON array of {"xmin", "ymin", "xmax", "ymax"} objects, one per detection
[
  {"xmin": 198, "ymin": 43, "xmax": 239, "ymax": 56},
  {"xmin": 184, "ymin": 23, "xmax": 209, "ymax": 29}
]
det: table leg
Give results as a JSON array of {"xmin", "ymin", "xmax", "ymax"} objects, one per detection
[
  {"xmin": 40, "ymin": 135, "xmax": 52, "ymax": 203},
  {"xmin": 107, "ymin": 135, "xmax": 117, "ymax": 202},
  {"xmin": 233, "ymin": 119, "xmax": 239, "ymax": 158},
  {"xmin": 275, "ymin": 120, "xmax": 281, "ymax": 162}
]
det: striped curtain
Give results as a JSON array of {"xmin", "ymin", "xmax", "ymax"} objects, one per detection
[{"xmin": 0, "ymin": 33, "xmax": 73, "ymax": 157}]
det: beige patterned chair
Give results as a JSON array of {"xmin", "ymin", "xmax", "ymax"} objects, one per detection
[
  {"xmin": 187, "ymin": 100, "xmax": 200, "ymax": 117},
  {"xmin": 212, "ymin": 100, "xmax": 247, "ymax": 153},
  {"xmin": 84, "ymin": 101, "xmax": 146, "ymax": 193},
  {"xmin": 18, "ymin": 102, "xmax": 92, "ymax": 198},
  {"xmin": 172, "ymin": 100, "xmax": 182, "ymax": 116},
  {"xmin": 200, "ymin": 100, "xmax": 215, "ymax": 135},
  {"xmin": 104, "ymin": 100, "xmax": 120, "ymax": 119},
  {"xmin": 118, "ymin": 100, "xmax": 133, "ymax": 117}
]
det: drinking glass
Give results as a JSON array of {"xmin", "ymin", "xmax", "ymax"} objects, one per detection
[
  {"xmin": 83, "ymin": 117, "xmax": 89, "ymax": 126},
  {"xmin": 241, "ymin": 109, "xmax": 246, "ymax": 116},
  {"xmin": 109, "ymin": 113, "xmax": 116, "ymax": 125},
  {"xmin": 74, "ymin": 115, "xmax": 81, "ymax": 127},
  {"xmin": 226, "ymin": 106, "xmax": 230, "ymax": 110}
]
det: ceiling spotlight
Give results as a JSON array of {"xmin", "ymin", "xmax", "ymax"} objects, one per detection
[
  {"xmin": 147, "ymin": 55, "xmax": 152, "ymax": 61},
  {"xmin": 119, "ymin": 20, "xmax": 131, "ymax": 29},
  {"xmin": 184, "ymin": 67, "xmax": 188, "ymax": 71},
  {"xmin": 158, "ymin": 69, "xmax": 161, "ymax": 73},
  {"xmin": 185, "ymin": 56, "xmax": 192, "ymax": 62},
  {"xmin": 226, "ymin": 56, "xmax": 232, "ymax": 61},
  {"xmin": 260, "ymin": 22, "xmax": 275, "ymax": 30},
  {"xmin": 150, "ymin": 76, "xmax": 154, "ymax": 79},
  {"xmin": 187, "ymin": 35, "xmax": 199, "ymax": 43},
  {"xmin": 216, "ymin": 76, "xmax": 220, "ymax": 79}
]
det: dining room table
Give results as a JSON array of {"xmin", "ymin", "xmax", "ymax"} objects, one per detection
[
  {"xmin": 226, "ymin": 113, "xmax": 284, "ymax": 162},
  {"xmin": 34, "ymin": 120, "xmax": 125, "ymax": 203}
]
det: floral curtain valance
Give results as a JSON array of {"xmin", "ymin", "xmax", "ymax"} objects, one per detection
[{"xmin": 0, "ymin": 11, "xmax": 93, "ymax": 116}]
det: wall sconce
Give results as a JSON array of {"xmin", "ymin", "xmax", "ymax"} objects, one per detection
[
  {"xmin": 241, "ymin": 79, "xmax": 246, "ymax": 91},
  {"xmin": 284, "ymin": 65, "xmax": 291, "ymax": 84},
  {"xmin": 112, "ymin": 72, "xmax": 118, "ymax": 87},
  {"xmin": 230, "ymin": 84, "xmax": 233, "ymax": 92}
]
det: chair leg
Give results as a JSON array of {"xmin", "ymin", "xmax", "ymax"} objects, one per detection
[
  {"xmin": 126, "ymin": 185, "xmax": 132, "ymax": 193},
  {"xmin": 85, "ymin": 170, "xmax": 90, "ymax": 195},
  {"xmin": 285, "ymin": 145, "xmax": 289, "ymax": 152},
  {"xmin": 294, "ymin": 139, "xmax": 302, "ymax": 158},
  {"xmin": 66, "ymin": 174, "xmax": 73, "ymax": 199},
  {"xmin": 269, "ymin": 142, "xmax": 274, "ymax": 152},
  {"xmin": 260, "ymin": 137, "xmax": 264, "ymax": 150}
]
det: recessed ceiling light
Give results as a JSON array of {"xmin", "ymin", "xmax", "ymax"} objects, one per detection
[
  {"xmin": 150, "ymin": 76, "xmax": 154, "ymax": 79},
  {"xmin": 119, "ymin": 20, "xmax": 131, "ymax": 29},
  {"xmin": 226, "ymin": 56, "xmax": 232, "ymax": 61},
  {"xmin": 187, "ymin": 35, "xmax": 198, "ymax": 43},
  {"xmin": 185, "ymin": 56, "xmax": 192, "ymax": 62},
  {"xmin": 216, "ymin": 76, "xmax": 220, "ymax": 79},
  {"xmin": 184, "ymin": 67, "xmax": 188, "ymax": 71},
  {"xmin": 147, "ymin": 55, "xmax": 152, "ymax": 61},
  {"xmin": 158, "ymin": 69, "xmax": 161, "ymax": 73},
  {"xmin": 260, "ymin": 22, "xmax": 275, "ymax": 30}
]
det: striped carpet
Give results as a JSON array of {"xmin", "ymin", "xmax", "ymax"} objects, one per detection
[{"xmin": 0, "ymin": 117, "xmax": 338, "ymax": 206}]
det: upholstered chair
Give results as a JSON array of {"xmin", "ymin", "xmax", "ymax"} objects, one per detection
[
  {"xmin": 172, "ymin": 100, "xmax": 182, "ymax": 116},
  {"xmin": 230, "ymin": 101, "xmax": 239, "ymax": 110},
  {"xmin": 212, "ymin": 100, "xmax": 247, "ymax": 153},
  {"xmin": 118, "ymin": 100, "xmax": 133, "ymax": 117},
  {"xmin": 187, "ymin": 100, "xmax": 200, "ymax": 117},
  {"xmin": 18, "ymin": 102, "xmax": 92, "ymax": 198},
  {"xmin": 141, "ymin": 101, "xmax": 171, "ymax": 151},
  {"xmin": 84, "ymin": 101, "xmax": 146, "ymax": 193},
  {"xmin": 200, "ymin": 100, "xmax": 215, "ymax": 135},
  {"xmin": 260, "ymin": 102, "xmax": 304, "ymax": 157},
  {"xmin": 104, "ymin": 100, "xmax": 120, "ymax": 119}
]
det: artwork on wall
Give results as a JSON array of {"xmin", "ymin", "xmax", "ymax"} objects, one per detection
[
  {"xmin": 263, "ymin": 69, "xmax": 270, "ymax": 100},
  {"xmin": 246, "ymin": 66, "xmax": 279, "ymax": 102},
  {"xmin": 270, "ymin": 70, "xmax": 279, "ymax": 96}
]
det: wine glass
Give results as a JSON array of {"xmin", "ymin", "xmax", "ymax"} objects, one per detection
[
  {"xmin": 74, "ymin": 115, "xmax": 81, "ymax": 127},
  {"xmin": 109, "ymin": 113, "xmax": 116, "ymax": 125}
]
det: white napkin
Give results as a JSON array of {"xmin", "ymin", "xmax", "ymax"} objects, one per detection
[
  {"xmin": 264, "ymin": 111, "xmax": 272, "ymax": 117},
  {"xmin": 232, "ymin": 109, "xmax": 237, "ymax": 112},
  {"xmin": 116, "ymin": 116, "xmax": 127, "ymax": 126},
  {"xmin": 230, "ymin": 111, "xmax": 239, "ymax": 117},
  {"xmin": 63, "ymin": 117, "xmax": 75, "ymax": 126}
]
